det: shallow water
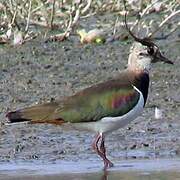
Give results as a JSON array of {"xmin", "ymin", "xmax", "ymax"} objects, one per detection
[
  {"xmin": 0, "ymin": 159, "xmax": 180, "ymax": 180},
  {"xmin": 1, "ymin": 171, "xmax": 180, "ymax": 180}
]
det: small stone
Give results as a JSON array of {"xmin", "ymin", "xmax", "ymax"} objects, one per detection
[{"xmin": 155, "ymin": 107, "xmax": 163, "ymax": 119}]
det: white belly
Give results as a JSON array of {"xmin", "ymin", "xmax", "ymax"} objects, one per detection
[{"xmin": 72, "ymin": 86, "xmax": 144, "ymax": 134}]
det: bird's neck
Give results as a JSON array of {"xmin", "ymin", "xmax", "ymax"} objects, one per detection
[
  {"xmin": 127, "ymin": 65, "xmax": 150, "ymax": 75},
  {"xmin": 126, "ymin": 67, "xmax": 150, "ymax": 106}
]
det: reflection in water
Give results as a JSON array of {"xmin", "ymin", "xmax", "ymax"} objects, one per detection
[
  {"xmin": 101, "ymin": 170, "xmax": 108, "ymax": 180},
  {"xmin": 1, "ymin": 160, "xmax": 180, "ymax": 180},
  {"xmin": 1, "ymin": 170, "xmax": 180, "ymax": 180},
  {"xmin": 99, "ymin": 171, "xmax": 180, "ymax": 180}
]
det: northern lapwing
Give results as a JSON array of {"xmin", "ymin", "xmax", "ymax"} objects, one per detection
[{"xmin": 6, "ymin": 11, "xmax": 173, "ymax": 170}]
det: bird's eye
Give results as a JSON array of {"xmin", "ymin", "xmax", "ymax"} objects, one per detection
[
  {"xmin": 139, "ymin": 52, "xmax": 145, "ymax": 56},
  {"xmin": 147, "ymin": 47, "xmax": 154, "ymax": 55}
]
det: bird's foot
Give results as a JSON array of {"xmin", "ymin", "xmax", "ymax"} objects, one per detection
[{"xmin": 103, "ymin": 159, "xmax": 114, "ymax": 170}]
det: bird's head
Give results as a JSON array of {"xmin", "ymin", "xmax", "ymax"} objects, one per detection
[
  {"xmin": 128, "ymin": 41, "xmax": 173, "ymax": 72},
  {"xmin": 123, "ymin": 0, "xmax": 173, "ymax": 72}
]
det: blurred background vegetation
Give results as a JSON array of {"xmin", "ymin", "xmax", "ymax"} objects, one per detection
[{"xmin": 0, "ymin": 0, "xmax": 179, "ymax": 45}]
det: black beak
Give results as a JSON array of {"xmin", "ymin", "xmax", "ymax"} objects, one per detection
[{"xmin": 154, "ymin": 50, "xmax": 174, "ymax": 64}]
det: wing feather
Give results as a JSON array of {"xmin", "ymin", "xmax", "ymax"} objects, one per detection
[{"xmin": 57, "ymin": 71, "xmax": 140, "ymax": 123}]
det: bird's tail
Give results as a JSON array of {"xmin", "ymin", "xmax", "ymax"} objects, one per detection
[{"xmin": 6, "ymin": 102, "xmax": 64, "ymax": 125}]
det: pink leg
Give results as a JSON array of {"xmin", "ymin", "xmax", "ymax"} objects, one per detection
[
  {"xmin": 99, "ymin": 133, "xmax": 113, "ymax": 168},
  {"xmin": 92, "ymin": 133, "xmax": 113, "ymax": 169}
]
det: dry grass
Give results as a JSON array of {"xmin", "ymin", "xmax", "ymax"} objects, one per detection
[{"xmin": 0, "ymin": 0, "xmax": 179, "ymax": 45}]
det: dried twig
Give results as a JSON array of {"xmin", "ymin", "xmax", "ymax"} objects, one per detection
[
  {"xmin": 131, "ymin": 0, "xmax": 157, "ymax": 29},
  {"xmin": 64, "ymin": 11, "xmax": 73, "ymax": 37},
  {"xmin": 11, "ymin": 7, "xmax": 17, "ymax": 26},
  {"xmin": 4, "ymin": 2, "xmax": 21, "ymax": 30},
  {"xmin": 72, "ymin": 7, "xmax": 80, "ymax": 27},
  {"xmin": 113, "ymin": 16, "xmax": 119, "ymax": 35},
  {"xmin": 25, "ymin": 0, "xmax": 32, "ymax": 33},
  {"xmin": 47, "ymin": 3, "xmax": 81, "ymax": 41},
  {"xmin": 31, "ymin": 3, "xmax": 44, "ymax": 14},
  {"xmin": 1, "ymin": 0, "xmax": 179, "ymax": 45},
  {"xmin": 50, "ymin": 0, "xmax": 56, "ymax": 29},
  {"xmin": 148, "ymin": 9, "xmax": 180, "ymax": 38},
  {"xmin": 81, "ymin": 0, "xmax": 92, "ymax": 14},
  {"xmin": 131, "ymin": 0, "xmax": 169, "ymax": 31}
]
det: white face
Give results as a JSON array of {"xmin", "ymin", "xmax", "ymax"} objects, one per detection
[{"xmin": 128, "ymin": 42, "xmax": 152, "ymax": 71}]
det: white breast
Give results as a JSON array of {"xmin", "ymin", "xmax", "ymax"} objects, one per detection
[{"xmin": 72, "ymin": 86, "xmax": 144, "ymax": 134}]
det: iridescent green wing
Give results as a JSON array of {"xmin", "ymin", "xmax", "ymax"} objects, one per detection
[{"xmin": 57, "ymin": 80, "xmax": 140, "ymax": 123}]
